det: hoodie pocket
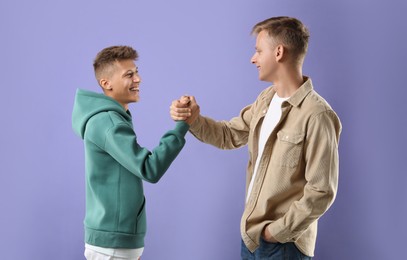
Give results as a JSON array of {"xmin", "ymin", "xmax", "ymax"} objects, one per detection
[
  {"xmin": 274, "ymin": 131, "xmax": 305, "ymax": 168},
  {"xmin": 135, "ymin": 197, "xmax": 147, "ymax": 234}
]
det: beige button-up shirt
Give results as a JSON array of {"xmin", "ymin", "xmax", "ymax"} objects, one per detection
[{"xmin": 189, "ymin": 77, "xmax": 342, "ymax": 257}]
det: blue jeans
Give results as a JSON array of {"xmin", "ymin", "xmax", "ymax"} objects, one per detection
[{"xmin": 241, "ymin": 238, "xmax": 312, "ymax": 260}]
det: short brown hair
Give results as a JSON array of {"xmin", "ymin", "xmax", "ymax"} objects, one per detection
[
  {"xmin": 252, "ymin": 17, "xmax": 310, "ymax": 62},
  {"xmin": 93, "ymin": 45, "xmax": 138, "ymax": 81}
]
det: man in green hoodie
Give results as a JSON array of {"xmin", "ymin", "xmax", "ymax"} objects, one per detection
[{"xmin": 72, "ymin": 45, "xmax": 198, "ymax": 260}]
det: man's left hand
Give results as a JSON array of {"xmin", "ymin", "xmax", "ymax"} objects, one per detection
[{"xmin": 262, "ymin": 225, "xmax": 278, "ymax": 243}]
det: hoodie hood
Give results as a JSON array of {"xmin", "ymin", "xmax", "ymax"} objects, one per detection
[{"xmin": 72, "ymin": 89, "xmax": 131, "ymax": 139}]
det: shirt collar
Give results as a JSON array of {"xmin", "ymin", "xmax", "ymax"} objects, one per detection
[{"xmin": 284, "ymin": 76, "xmax": 313, "ymax": 107}]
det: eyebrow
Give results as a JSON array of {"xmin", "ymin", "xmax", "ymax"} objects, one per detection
[{"xmin": 122, "ymin": 67, "xmax": 138, "ymax": 77}]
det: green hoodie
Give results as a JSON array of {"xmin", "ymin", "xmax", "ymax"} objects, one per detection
[{"xmin": 72, "ymin": 89, "xmax": 189, "ymax": 249}]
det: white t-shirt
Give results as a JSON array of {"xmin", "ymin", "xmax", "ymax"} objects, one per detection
[
  {"xmin": 85, "ymin": 243, "xmax": 144, "ymax": 258},
  {"xmin": 246, "ymin": 94, "xmax": 289, "ymax": 203}
]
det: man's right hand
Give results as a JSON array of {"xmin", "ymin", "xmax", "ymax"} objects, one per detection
[{"xmin": 170, "ymin": 95, "xmax": 200, "ymax": 125}]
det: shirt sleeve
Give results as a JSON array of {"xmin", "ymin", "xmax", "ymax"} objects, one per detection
[
  {"xmin": 188, "ymin": 103, "xmax": 255, "ymax": 150},
  {"xmin": 103, "ymin": 121, "xmax": 189, "ymax": 183},
  {"xmin": 268, "ymin": 110, "xmax": 342, "ymax": 243}
]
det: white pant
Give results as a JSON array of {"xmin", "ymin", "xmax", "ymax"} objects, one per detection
[{"xmin": 84, "ymin": 248, "xmax": 141, "ymax": 260}]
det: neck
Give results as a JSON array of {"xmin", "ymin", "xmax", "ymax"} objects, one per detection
[
  {"xmin": 272, "ymin": 65, "xmax": 304, "ymax": 98},
  {"xmin": 103, "ymin": 91, "xmax": 129, "ymax": 111}
]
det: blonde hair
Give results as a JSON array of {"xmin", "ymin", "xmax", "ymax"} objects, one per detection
[{"xmin": 252, "ymin": 17, "xmax": 310, "ymax": 63}]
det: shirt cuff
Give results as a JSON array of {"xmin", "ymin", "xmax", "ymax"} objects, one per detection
[
  {"xmin": 267, "ymin": 221, "xmax": 294, "ymax": 243},
  {"xmin": 188, "ymin": 115, "xmax": 202, "ymax": 133}
]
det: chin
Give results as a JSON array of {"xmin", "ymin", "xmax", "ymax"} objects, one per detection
[
  {"xmin": 259, "ymin": 75, "xmax": 273, "ymax": 82},
  {"xmin": 130, "ymin": 96, "xmax": 140, "ymax": 102},
  {"xmin": 259, "ymin": 76, "xmax": 267, "ymax": 81}
]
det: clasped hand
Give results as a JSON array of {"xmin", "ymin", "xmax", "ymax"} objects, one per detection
[{"xmin": 170, "ymin": 95, "xmax": 200, "ymax": 125}]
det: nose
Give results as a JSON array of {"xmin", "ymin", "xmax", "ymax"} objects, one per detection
[
  {"xmin": 133, "ymin": 74, "xmax": 141, "ymax": 83},
  {"xmin": 250, "ymin": 54, "xmax": 257, "ymax": 64}
]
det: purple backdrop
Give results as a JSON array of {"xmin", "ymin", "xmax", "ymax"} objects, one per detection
[{"xmin": 1, "ymin": 0, "xmax": 406, "ymax": 259}]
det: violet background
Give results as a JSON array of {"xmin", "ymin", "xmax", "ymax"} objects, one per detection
[{"xmin": 1, "ymin": 0, "xmax": 406, "ymax": 259}]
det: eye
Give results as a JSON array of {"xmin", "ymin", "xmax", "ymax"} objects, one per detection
[{"xmin": 126, "ymin": 72, "xmax": 134, "ymax": 78}]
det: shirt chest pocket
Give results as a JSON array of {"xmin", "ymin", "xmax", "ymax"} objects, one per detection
[{"xmin": 272, "ymin": 131, "xmax": 305, "ymax": 168}]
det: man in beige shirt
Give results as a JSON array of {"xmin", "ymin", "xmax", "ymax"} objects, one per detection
[{"xmin": 171, "ymin": 16, "xmax": 341, "ymax": 259}]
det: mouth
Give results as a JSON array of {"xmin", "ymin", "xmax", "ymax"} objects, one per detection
[{"xmin": 130, "ymin": 87, "xmax": 139, "ymax": 92}]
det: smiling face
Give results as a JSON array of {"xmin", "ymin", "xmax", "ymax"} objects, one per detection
[
  {"xmin": 250, "ymin": 30, "xmax": 279, "ymax": 82},
  {"xmin": 100, "ymin": 59, "xmax": 141, "ymax": 110}
]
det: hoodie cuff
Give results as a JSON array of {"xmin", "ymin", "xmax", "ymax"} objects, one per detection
[{"xmin": 174, "ymin": 121, "xmax": 190, "ymax": 136}]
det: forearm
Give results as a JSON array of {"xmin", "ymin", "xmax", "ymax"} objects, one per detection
[
  {"xmin": 266, "ymin": 185, "xmax": 336, "ymax": 243},
  {"xmin": 189, "ymin": 115, "xmax": 249, "ymax": 150},
  {"xmin": 138, "ymin": 121, "xmax": 189, "ymax": 183},
  {"xmin": 105, "ymin": 121, "xmax": 189, "ymax": 183}
]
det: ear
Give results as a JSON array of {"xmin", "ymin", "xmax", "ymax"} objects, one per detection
[
  {"xmin": 275, "ymin": 45, "xmax": 285, "ymax": 62},
  {"xmin": 100, "ymin": 78, "xmax": 112, "ymax": 91}
]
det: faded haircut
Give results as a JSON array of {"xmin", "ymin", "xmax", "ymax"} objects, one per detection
[
  {"xmin": 252, "ymin": 17, "xmax": 310, "ymax": 63},
  {"xmin": 93, "ymin": 45, "xmax": 138, "ymax": 82}
]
